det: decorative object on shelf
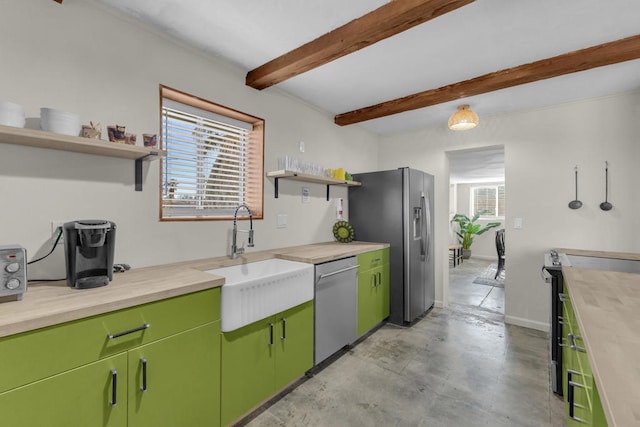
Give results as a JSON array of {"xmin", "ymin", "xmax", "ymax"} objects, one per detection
[
  {"xmin": 599, "ymin": 160, "xmax": 613, "ymax": 211},
  {"xmin": 124, "ymin": 133, "xmax": 136, "ymax": 145},
  {"xmin": 107, "ymin": 124, "xmax": 126, "ymax": 143},
  {"xmin": 568, "ymin": 165, "xmax": 583, "ymax": 210},
  {"xmin": 448, "ymin": 104, "xmax": 479, "ymax": 131},
  {"xmin": 0, "ymin": 101, "xmax": 25, "ymax": 128},
  {"xmin": 333, "ymin": 220, "xmax": 355, "ymax": 243},
  {"xmin": 40, "ymin": 107, "xmax": 81, "ymax": 136},
  {"xmin": 450, "ymin": 212, "xmax": 501, "ymax": 259},
  {"xmin": 81, "ymin": 121, "xmax": 101, "ymax": 139},
  {"xmin": 143, "ymin": 133, "xmax": 157, "ymax": 147}
]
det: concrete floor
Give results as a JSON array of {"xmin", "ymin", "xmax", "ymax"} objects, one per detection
[
  {"xmin": 449, "ymin": 258, "xmax": 505, "ymax": 314},
  {"xmin": 242, "ymin": 261, "xmax": 565, "ymax": 427}
]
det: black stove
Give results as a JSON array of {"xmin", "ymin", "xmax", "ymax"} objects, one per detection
[{"xmin": 542, "ymin": 250, "xmax": 571, "ymax": 396}]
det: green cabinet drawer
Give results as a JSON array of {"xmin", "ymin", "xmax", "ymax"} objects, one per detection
[
  {"xmin": 357, "ymin": 249, "xmax": 389, "ymax": 271},
  {"xmin": 0, "ymin": 287, "xmax": 220, "ymax": 393}
]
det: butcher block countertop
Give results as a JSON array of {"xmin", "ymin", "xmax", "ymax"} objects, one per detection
[
  {"xmin": 558, "ymin": 247, "xmax": 640, "ymax": 261},
  {"xmin": 0, "ymin": 241, "xmax": 388, "ymax": 338},
  {"xmin": 563, "ymin": 265, "xmax": 640, "ymax": 427}
]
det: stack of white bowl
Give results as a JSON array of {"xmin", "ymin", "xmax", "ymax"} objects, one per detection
[
  {"xmin": 0, "ymin": 101, "xmax": 26, "ymax": 128},
  {"xmin": 40, "ymin": 107, "xmax": 81, "ymax": 136}
]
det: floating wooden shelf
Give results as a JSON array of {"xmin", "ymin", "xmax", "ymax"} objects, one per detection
[
  {"xmin": 267, "ymin": 169, "xmax": 361, "ymax": 201},
  {"xmin": 0, "ymin": 124, "xmax": 165, "ymax": 191}
]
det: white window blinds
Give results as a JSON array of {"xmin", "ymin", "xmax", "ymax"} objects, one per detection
[
  {"xmin": 472, "ymin": 184, "xmax": 505, "ymax": 218},
  {"xmin": 160, "ymin": 88, "xmax": 264, "ymax": 220}
]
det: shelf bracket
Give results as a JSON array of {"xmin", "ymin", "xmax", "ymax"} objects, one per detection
[
  {"xmin": 135, "ymin": 152, "xmax": 159, "ymax": 191},
  {"xmin": 326, "ymin": 185, "xmax": 331, "ymax": 201},
  {"xmin": 274, "ymin": 177, "xmax": 280, "ymax": 198}
]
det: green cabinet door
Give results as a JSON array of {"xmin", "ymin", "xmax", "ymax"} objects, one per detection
[
  {"xmin": 127, "ymin": 321, "xmax": 221, "ymax": 427},
  {"xmin": 377, "ymin": 262, "xmax": 390, "ymax": 321},
  {"xmin": 274, "ymin": 301, "xmax": 314, "ymax": 390},
  {"xmin": 357, "ymin": 249, "xmax": 390, "ymax": 337},
  {"xmin": 357, "ymin": 268, "xmax": 378, "ymax": 336},
  {"xmin": 221, "ymin": 317, "xmax": 275, "ymax": 426},
  {"xmin": 0, "ymin": 353, "xmax": 127, "ymax": 427}
]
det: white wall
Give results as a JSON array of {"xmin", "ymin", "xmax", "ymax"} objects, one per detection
[
  {"xmin": 0, "ymin": 1, "xmax": 379, "ymax": 279},
  {"xmin": 379, "ymin": 91, "xmax": 640, "ymax": 330}
]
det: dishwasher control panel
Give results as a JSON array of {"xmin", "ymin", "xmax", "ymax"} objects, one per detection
[{"xmin": 0, "ymin": 244, "xmax": 27, "ymax": 301}]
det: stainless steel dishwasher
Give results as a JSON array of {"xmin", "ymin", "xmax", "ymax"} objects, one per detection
[{"xmin": 314, "ymin": 256, "xmax": 358, "ymax": 365}]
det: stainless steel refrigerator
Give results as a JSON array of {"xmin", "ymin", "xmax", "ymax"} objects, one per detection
[{"xmin": 349, "ymin": 167, "xmax": 434, "ymax": 325}]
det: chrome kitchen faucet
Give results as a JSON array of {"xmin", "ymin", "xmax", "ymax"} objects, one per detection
[{"xmin": 231, "ymin": 204, "xmax": 254, "ymax": 259}]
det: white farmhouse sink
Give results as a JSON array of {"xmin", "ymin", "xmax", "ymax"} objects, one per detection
[{"xmin": 205, "ymin": 259, "xmax": 314, "ymax": 332}]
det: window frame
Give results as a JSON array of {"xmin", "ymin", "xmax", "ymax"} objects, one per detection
[
  {"xmin": 159, "ymin": 85, "xmax": 264, "ymax": 221},
  {"xmin": 470, "ymin": 183, "xmax": 505, "ymax": 220}
]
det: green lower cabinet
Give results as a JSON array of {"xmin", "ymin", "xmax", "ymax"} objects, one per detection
[
  {"xmin": 357, "ymin": 249, "xmax": 390, "ymax": 337},
  {"xmin": 0, "ymin": 353, "xmax": 128, "ymax": 427},
  {"xmin": 221, "ymin": 301, "xmax": 313, "ymax": 426},
  {"xmin": 0, "ymin": 288, "xmax": 221, "ymax": 427},
  {"xmin": 127, "ymin": 322, "xmax": 221, "ymax": 427},
  {"xmin": 561, "ymin": 286, "xmax": 607, "ymax": 427},
  {"xmin": 274, "ymin": 302, "xmax": 314, "ymax": 391}
]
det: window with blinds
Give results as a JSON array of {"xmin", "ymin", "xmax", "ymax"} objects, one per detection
[
  {"xmin": 160, "ymin": 86, "xmax": 264, "ymax": 220},
  {"xmin": 471, "ymin": 184, "xmax": 505, "ymax": 218}
]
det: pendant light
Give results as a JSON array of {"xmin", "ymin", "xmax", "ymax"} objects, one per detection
[{"xmin": 448, "ymin": 104, "xmax": 479, "ymax": 131}]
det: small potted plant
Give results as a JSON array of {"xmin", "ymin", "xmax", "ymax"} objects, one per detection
[{"xmin": 450, "ymin": 212, "xmax": 501, "ymax": 259}]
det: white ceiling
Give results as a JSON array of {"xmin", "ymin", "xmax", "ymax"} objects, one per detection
[
  {"xmin": 448, "ymin": 147, "xmax": 504, "ymax": 184},
  {"xmin": 96, "ymin": 0, "xmax": 640, "ymax": 135}
]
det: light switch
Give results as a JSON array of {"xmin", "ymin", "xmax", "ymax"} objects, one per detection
[
  {"xmin": 277, "ymin": 213, "xmax": 288, "ymax": 228},
  {"xmin": 514, "ymin": 218, "xmax": 523, "ymax": 229}
]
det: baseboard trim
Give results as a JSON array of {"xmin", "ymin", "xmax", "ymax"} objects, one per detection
[
  {"xmin": 504, "ymin": 315, "xmax": 549, "ymax": 332},
  {"xmin": 434, "ymin": 300, "xmax": 444, "ymax": 308}
]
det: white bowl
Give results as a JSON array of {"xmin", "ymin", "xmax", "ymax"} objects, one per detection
[
  {"xmin": 0, "ymin": 101, "xmax": 26, "ymax": 127},
  {"xmin": 40, "ymin": 107, "xmax": 81, "ymax": 136}
]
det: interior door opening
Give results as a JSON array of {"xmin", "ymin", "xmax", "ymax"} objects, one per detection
[{"xmin": 446, "ymin": 146, "xmax": 505, "ymax": 315}]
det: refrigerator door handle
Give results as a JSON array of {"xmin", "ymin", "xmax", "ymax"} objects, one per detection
[{"xmin": 421, "ymin": 193, "xmax": 430, "ymax": 260}]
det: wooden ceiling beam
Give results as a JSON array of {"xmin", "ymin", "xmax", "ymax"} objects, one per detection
[
  {"xmin": 246, "ymin": 0, "xmax": 475, "ymax": 90},
  {"xmin": 335, "ymin": 34, "xmax": 640, "ymax": 126}
]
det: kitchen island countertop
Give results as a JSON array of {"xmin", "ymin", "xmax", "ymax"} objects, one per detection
[
  {"xmin": 562, "ymin": 255, "xmax": 640, "ymax": 427},
  {"xmin": 0, "ymin": 241, "xmax": 388, "ymax": 338}
]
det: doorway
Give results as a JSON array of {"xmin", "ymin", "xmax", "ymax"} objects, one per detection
[{"xmin": 447, "ymin": 146, "xmax": 505, "ymax": 314}]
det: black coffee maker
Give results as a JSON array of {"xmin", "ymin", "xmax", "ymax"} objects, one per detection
[{"xmin": 63, "ymin": 220, "xmax": 116, "ymax": 289}]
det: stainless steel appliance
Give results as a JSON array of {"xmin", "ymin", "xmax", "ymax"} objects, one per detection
[
  {"xmin": 63, "ymin": 220, "xmax": 116, "ymax": 289},
  {"xmin": 0, "ymin": 244, "xmax": 27, "ymax": 301},
  {"xmin": 542, "ymin": 249, "xmax": 640, "ymax": 395},
  {"xmin": 349, "ymin": 167, "xmax": 435, "ymax": 325},
  {"xmin": 314, "ymin": 256, "xmax": 358, "ymax": 365}
]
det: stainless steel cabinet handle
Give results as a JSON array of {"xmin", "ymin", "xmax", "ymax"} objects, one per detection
[
  {"xmin": 377, "ymin": 272, "xmax": 382, "ymax": 286},
  {"xmin": 110, "ymin": 369, "xmax": 118, "ymax": 407},
  {"xmin": 140, "ymin": 357, "xmax": 148, "ymax": 392},
  {"xmin": 281, "ymin": 318, "xmax": 286, "ymax": 341},
  {"xmin": 107, "ymin": 323, "xmax": 150, "ymax": 340},
  {"xmin": 372, "ymin": 272, "xmax": 377, "ymax": 288},
  {"xmin": 569, "ymin": 334, "xmax": 586, "ymax": 353},
  {"xmin": 269, "ymin": 323, "xmax": 274, "ymax": 346},
  {"xmin": 558, "ymin": 337, "xmax": 568, "ymax": 347},
  {"xmin": 558, "ymin": 315, "xmax": 568, "ymax": 326},
  {"xmin": 319, "ymin": 265, "xmax": 359, "ymax": 280},
  {"xmin": 567, "ymin": 370, "xmax": 586, "ymax": 423},
  {"xmin": 558, "ymin": 293, "xmax": 569, "ymax": 302}
]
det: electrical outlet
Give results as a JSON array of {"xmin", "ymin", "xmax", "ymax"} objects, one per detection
[{"xmin": 51, "ymin": 221, "xmax": 65, "ymax": 244}]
